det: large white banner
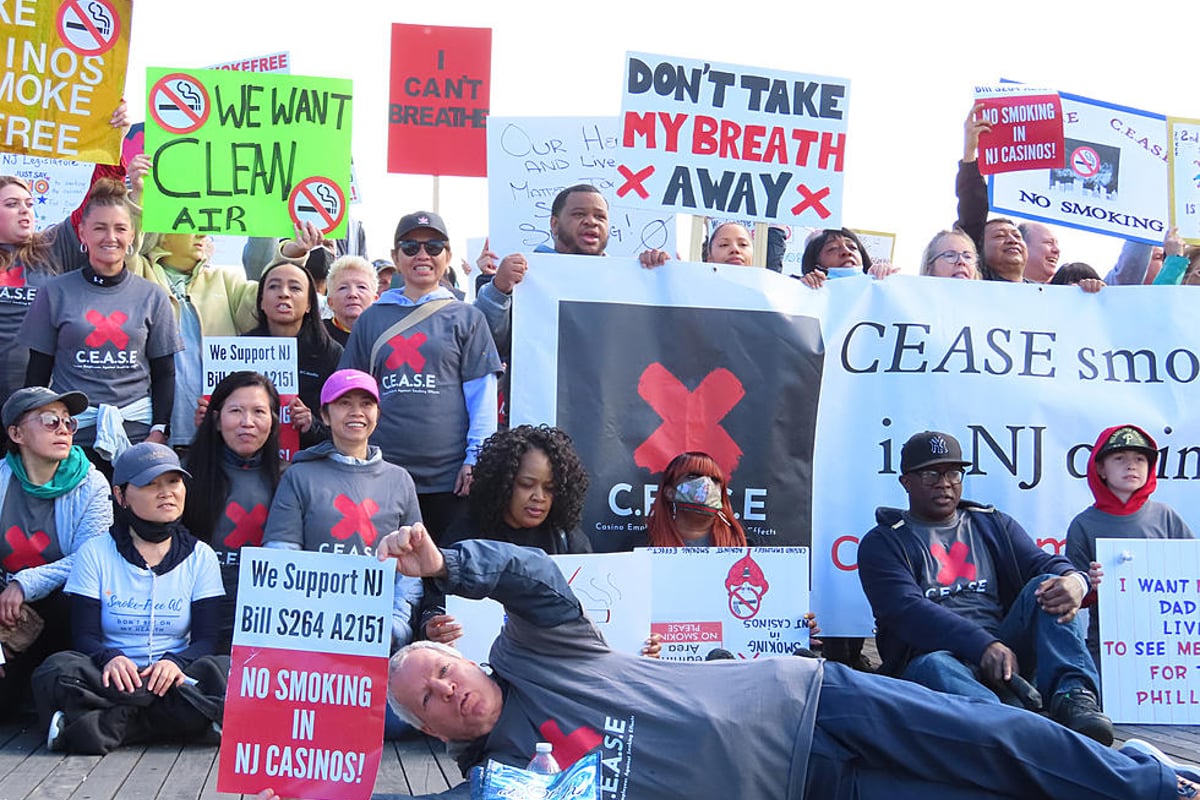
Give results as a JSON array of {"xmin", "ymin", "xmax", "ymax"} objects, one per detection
[
  {"xmin": 989, "ymin": 91, "xmax": 1167, "ymax": 245},
  {"xmin": 486, "ymin": 116, "xmax": 675, "ymax": 258},
  {"xmin": 513, "ymin": 260, "xmax": 1200, "ymax": 635}
]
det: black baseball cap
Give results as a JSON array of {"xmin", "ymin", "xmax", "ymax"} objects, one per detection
[
  {"xmin": 2, "ymin": 387, "xmax": 88, "ymax": 428},
  {"xmin": 900, "ymin": 431, "xmax": 971, "ymax": 474},
  {"xmin": 1095, "ymin": 426, "xmax": 1157, "ymax": 461},
  {"xmin": 393, "ymin": 211, "xmax": 449, "ymax": 244}
]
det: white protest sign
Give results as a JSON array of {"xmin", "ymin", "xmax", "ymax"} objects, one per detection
[
  {"xmin": 618, "ymin": 52, "xmax": 849, "ymax": 227},
  {"xmin": 446, "ymin": 551, "xmax": 653, "ymax": 663},
  {"xmin": 486, "ymin": 116, "xmax": 674, "ymax": 258},
  {"xmin": 1096, "ymin": 538, "xmax": 1200, "ymax": 723},
  {"xmin": 989, "ymin": 91, "xmax": 1167, "ymax": 244},
  {"xmin": 1168, "ymin": 117, "xmax": 1200, "ymax": 245},
  {"xmin": 0, "ymin": 155, "xmax": 93, "ymax": 231},
  {"xmin": 202, "ymin": 336, "xmax": 298, "ymax": 395},
  {"xmin": 647, "ymin": 547, "xmax": 811, "ymax": 661}
]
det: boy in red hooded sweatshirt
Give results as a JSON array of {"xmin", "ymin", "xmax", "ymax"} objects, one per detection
[{"xmin": 1066, "ymin": 424, "xmax": 1194, "ymax": 671}]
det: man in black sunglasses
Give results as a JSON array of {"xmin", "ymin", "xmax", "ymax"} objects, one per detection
[{"xmin": 857, "ymin": 430, "xmax": 1113, "ymax": 746}]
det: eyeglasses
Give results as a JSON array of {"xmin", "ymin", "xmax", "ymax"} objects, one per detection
[
  {"xmin": 27, "ymin": 412, "xmax": 78, "ymax": 434},
  {"xmin": 932, "ymin": 250, "xmax": 976, "ymax": 265},
  {"xmin": 912, "ymin": 468, "xmax": 964, "ymax": 487},
  {"xmin": 395, "ymin": 240, "xmax": 447, "ymax": 257}
]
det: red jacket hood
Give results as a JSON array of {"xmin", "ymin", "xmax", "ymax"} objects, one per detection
[{"xmin": 1087, "ymin": 424, "xmax": 1158, "ymax": 515}]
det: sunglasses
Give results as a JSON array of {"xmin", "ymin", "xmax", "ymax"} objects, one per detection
[
  {"xmin": 26, "ymin": 412, "xmax": 78, "ymax": 434},
  {"xmin": 395, "ymin": 239, "xmax": 447, "ymax": 257}
]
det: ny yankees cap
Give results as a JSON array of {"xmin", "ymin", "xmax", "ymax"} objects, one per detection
[
  {"xmin": 113, "ymin": 442, "xmax": 191, "ymax": 487},
  {"xmin": 2, "ymin": 387, "xmax": 88, "ymax": 428},
  {"xmin": 393, "ymin": 211, "xmax": 450, "ymax": 244},
  {"xmin": 321, "ymin": 369, "xmax": 380, "ymax": 406},
  {"xmin": 900, "ymin": 430, "xmax": 971, "ymax": 474}
]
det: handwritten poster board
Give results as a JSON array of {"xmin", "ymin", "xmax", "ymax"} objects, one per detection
[
  {"xmin": 0, "ymin": 0, "xmax": 131, "ymax": 163},
  {"xmin": 1096, "ymin": 538, "xmax": 1200, "ymax": 724},
  {"xmin": 486, "ymin": 116, "xmax": 674, "ymax": 258},
  {"xmin": 219, "ymin": 548, "xmax": 395, "ymax": 799},
  {"xmin": 1168, "ymin": 117, "xmax": 1200, "ymax": 245},
  {"xmin": 0, "ymin": 154, "xmax": 92, "ymax": 230},
  {"xmin": 202, "ymin": 336, "xmax": 300, "ymax": 461},
  {"xmin": 647, "ymin": 547, "xmax": 811, "ymax": 661},
  {"xmin": 972, "ymin": 85, "xmax": 1064, "ymax": 175},
  {"xmin": 446, "ymin": 551, "xmax": 652, "ymax": 665},
  {"xmin": 617, "ymin": 52, "xmax": 850, "ymax": 227},
  {"xmin": 142, "ymin": 67, "xmax": 352, "ymax": 238},
  {"xmin": 989, "ymin": 91, "xmax": 1167, "ymax": 245},
  {"xmin": 387, "ymin": 23, "xmax": 490, "ymax": 177}
]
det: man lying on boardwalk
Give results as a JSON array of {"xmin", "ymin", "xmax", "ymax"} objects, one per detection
[{"xmin": 261, "ymin": 523, "xmax": 1199, "ymax": 800}]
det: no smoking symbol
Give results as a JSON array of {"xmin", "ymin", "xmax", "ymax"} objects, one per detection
[
  {"xmin": 150, "ymin": 74, "xmax": 210, "ymax": 135},
  {"xmin": 56, "ymin": 0, "xmax": 120, "ymax": 56},
  {"xmin": 289, "ymin": 177, "xmax": 345, "ymax": 235},
  {"xmin": 1071, "ymin": 146, "xmax": 1101, "ymax": 178}
]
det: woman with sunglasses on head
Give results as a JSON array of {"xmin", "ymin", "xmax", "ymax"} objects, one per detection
[
  {"xmin": 0, "ymin": 388, "xmax": 111, "ymax": 717},
  {"xmin": 242, "ymin": 222, "xmax": 343, "ymax": 449},
  {"xmin": 340, "ymin": 211, "xmax": 502, "ymax": 541},
  {"xmin": 18, "ymin": 180, "xmax": 182, "ymax": 479},
  {"xmin": 183, "ymin": 371, "xmax": 282, "ymax": 653}
]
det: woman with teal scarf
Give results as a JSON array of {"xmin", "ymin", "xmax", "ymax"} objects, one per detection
[{"xmin": 0, "ymin": 386, "xmax": 111, "ymax": 717}]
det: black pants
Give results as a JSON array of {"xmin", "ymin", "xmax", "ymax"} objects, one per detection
[
  {"xmin": 0, "ymin": 589, "xmax": 73, "ymax": 719},
  {"xmin": 32, "ymin": 651, "xmax": 230, "ymax": 754}
]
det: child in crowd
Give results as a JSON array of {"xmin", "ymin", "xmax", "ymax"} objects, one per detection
[{"xmin": 1066, "ymin": 424, "xmax": 1194, "ymax": 671}]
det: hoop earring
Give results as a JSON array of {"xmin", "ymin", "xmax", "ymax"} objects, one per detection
[{"xmin": 79, "ymin": 242, "xmax": 87, "ymax": 253}]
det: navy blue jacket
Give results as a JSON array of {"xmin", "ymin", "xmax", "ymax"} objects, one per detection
[{"xmin": 858, "ymin": 501, "xmax": 1079, "ymax": 677}]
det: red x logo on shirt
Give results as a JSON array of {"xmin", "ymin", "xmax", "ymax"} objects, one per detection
[
  {"xmin": 331, "ymin": 495, "xmax": 380, "ymax": 545},
  {"xmin": 633, "ymin": 363, "xmax": 746, "ymax": 478},
  {"xmin": 384, "ymin": 332, "xmax": 427, "ymax": 372},
  {"xmin": 538, "ymin": 719, "xmax": 603, "ymax": 769},
  {"xmin": 3, "ymin": 525, "xmax": 50, "ymax": 571},
  {"xmin": 931, "ymin": 540, "xmax": 977, "ymax": 585},
  {"xmin": 84, "ymin": 310, "xmax": 129, "ymax": 349},
  {"xmin": 0, "ymin": 266, "xmax": 24, "ymax": 287},
  {"xmin": 223, "ymin": 501, "xmax": 268, "ymax": 549}
]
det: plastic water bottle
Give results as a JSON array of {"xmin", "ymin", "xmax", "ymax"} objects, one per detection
[{"xmin": 527, "ymin": 741, "xmax": 561, "ymax": 774}]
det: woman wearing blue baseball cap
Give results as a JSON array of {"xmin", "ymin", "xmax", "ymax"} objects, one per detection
[{"xmin": 32, "ymin": 442, "xmax": 228, "ymax": 754}]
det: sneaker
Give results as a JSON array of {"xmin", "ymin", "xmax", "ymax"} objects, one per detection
[
  {"xmin": 46, "ymin": 710, "xmax": 66, "ymax": 752},
  {"xmin": 1179, "ymin": 777, "xmax": 1199, "ymax": 799},
  {"xmin": 1121, "ymin": 738, "xmax": 1200, "ymax": 783},
  {"xmin": 1049, "ymin": 688, "xmax": 1114, "ymax": 746}
]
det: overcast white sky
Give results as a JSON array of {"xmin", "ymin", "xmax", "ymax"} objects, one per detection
[{"xmin": 123, "ymin": 0, "xmax": 1200, "ymax": 272}]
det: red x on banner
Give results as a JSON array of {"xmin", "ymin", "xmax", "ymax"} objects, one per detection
[
  {"xmin": 791, "ymin": 183, "xmax": 832, "ymax": 218},
  {"xmin": 633, "ymin": 363, "xmax": 745, "ymax": 478},
  {"xmin": 617, "ymin": 164, "xmax": 655, "ymax": 199}
]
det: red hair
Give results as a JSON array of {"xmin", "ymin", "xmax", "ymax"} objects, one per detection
[{"xmin": 646, "ymin": 452, "xmax": 747, "ymax": 547}]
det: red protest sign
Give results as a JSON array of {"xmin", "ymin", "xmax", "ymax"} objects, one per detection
[
  {"xmin": 387, "ymin": 24, "xmax": 490, "ymax": 177},
  {"xmin": 975, "ymin": 89, "xmax": 1065, "ymax": 175}
]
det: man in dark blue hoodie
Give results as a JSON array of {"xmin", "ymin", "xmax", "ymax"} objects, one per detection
[{"xmin": 858, "ymin": 430, "xmax": 1113, "ymax": 745}]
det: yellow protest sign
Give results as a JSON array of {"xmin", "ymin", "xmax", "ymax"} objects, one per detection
[{"xmin": 0, "ymin": 0, "xmax": 131, "ymax": 163}]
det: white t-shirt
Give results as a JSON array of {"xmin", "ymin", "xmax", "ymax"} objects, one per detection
[{"xmin": 67, "ymin": 533, "xmax": 224, "ymax": 666}]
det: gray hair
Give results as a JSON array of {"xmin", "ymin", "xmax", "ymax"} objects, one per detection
[
  {"xmin": 327, "ymin": 255, "xmax": 375, "ymax": 291},
  {"xmin": 387, "ymin": 640, "xmax": 470, "ymax": 729}
]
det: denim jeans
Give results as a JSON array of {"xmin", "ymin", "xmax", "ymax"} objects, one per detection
[{"xmin": 901, "ymin": 574, "xmax": 1098, "ymax": 702}]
